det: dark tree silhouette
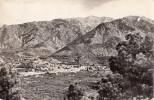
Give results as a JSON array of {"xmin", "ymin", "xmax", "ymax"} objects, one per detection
[
  {"xmin": 63, "ymin": 84, "xmax": 84, "ymax": 100},
  {"xmin": 0, "ymin": 65, "xmax": 21, "ymax": 100}
]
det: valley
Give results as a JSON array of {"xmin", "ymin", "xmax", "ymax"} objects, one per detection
[{"xmin": 0, "ymin": 16, "xmax": 154, "ymax": 100}]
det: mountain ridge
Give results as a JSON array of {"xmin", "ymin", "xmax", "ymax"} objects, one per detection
[
  {"xmin": 0, "ymin": 16, "xmax": 112, "ymax": 58},
  {"xmin": 52, "ymin": 16, "xmax": 154, "ymax": 65}
]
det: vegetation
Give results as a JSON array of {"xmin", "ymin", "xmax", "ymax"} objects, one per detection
[
  {"xmin": 63, "ymin": 83, "xmax": 84, "ymax": 100},
  {"xmin": 98, "ymin": 32, "xmax": 153, "ymax": 99},
  {"xmin": 97, "ymin": 73, "xmax": 129, "ymax": 100},
  {"xmin": 0, "ymin": 65, "xmax": 21, "ymax": 100},
  {"xmin": 18, "ymin": 70, "xmax": 100, "ymax": 100}
]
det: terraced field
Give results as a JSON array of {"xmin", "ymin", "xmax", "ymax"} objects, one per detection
[{"xmin": 18, "ymin": 70, "xmax": 110, "ymax": 100}]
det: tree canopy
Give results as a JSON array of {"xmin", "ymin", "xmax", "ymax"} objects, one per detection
[{"xmin": 98, "ymin": 32, "xmax": 153, "ymax": 99}]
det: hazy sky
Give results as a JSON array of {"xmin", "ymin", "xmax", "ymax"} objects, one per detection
[{"xmin": 0, "ymin": 0, "xmax": 154, "ymax": 25}]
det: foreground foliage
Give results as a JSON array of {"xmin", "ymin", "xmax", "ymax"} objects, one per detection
[
  {"xmin": 0, "ymin": 65, "xmax": 21, "ymax": 100},
  {"xmin": 63, "ymin": 83, "xmax": 84, "ymax": 100},
  {"xmin": 98, "ymin": 32, "xmax": 153, "ymax": 99}
]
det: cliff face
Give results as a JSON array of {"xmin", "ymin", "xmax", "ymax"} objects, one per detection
[{"xmin": 53, "ymin": 16, "xmax": 154, "ymax": 65}]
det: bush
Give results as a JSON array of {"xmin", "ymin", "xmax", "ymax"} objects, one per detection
[
  {"xmin": 97, "ymin": 73, "xmax": 130, "ymax": 100},
  {"xmin": 0, "ymin": 65, "xmax": 20, "ymax": 100},
  {"xmin": 98, "ymin": 33, "xmax": 153, "ymax": 99},
  {"xmin": 63, "ymin": 83, "xmax": 84, "ymax": 100}
]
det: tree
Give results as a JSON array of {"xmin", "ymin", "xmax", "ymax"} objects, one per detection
[
  {"xmin": 0, "ymin": 65, "xmax": 21, "ymax": 100},
  {"xmin": 63, "ymin": 83, "xmax": 84, "ymax": 100},
  {"xmin": 107, "ymin": 32, "xmax": 153, "ymax": 99},
  {"xmin": 140, "ymin": 33, "xmax": 154, "ymax": 60},
  {"xmin": 97, "ymin": 73, "xmax": 131, "ymax": 100}
]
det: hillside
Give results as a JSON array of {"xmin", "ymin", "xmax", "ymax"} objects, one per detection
[
  {"xmin": 0, "ymin": 16, "xmax": 111, "ymax": 57},
  {"xmin": 67, "ymin": 16, "xmax": 113, "ymax": 34},
  {"xmin": 52, "ymin": 16, "xmax": 154, "ymax": 65}
]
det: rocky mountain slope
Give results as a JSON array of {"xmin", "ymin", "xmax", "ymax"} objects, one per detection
[
  {"xmin": 52, "ymin": 16, "xmax": 154, "ymax": 65},
  {"xmin": 0, "ymin": 16, "xmax": 153, "ymax": 65},
  {"xmin": 67, "ymin": 16, "xmax": 113, "ymax": 34},
  {"xmin": 0, "ymin": 16, "xmax": 111, "ymax": 57}
]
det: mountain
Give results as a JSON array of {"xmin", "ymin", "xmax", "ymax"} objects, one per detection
[
  {"xmin": 0, "ymin": 19, "xmax": 81, "ymax": 56},
  {"xmin": 0, "ymin": 16, "xmax": 112, "ymax": 57},
  {"xmin": 52, "ymin": 16, "xmax": 154, "ymax": 65},
  {"xmin": 0, "ymin": 16, "xmax": 153, "ymax": 65},
  {"xmin": 67, "ymin": 16, "xmax": 113, "ymax": 34}
]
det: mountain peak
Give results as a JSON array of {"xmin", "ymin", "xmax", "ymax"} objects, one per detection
[
  {"xmin": 121, "ymin": 16, "xmax": 154, "ymax": 24},
  {"xmin": 53, "ymin": 16, "xmax": 154, "ymax": 65}
]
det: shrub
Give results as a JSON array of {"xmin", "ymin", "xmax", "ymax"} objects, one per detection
[
  {"xmin": 97, "ymin": 73, "xmax": 130, "ymax": 100},
  {"xmin": 64, "ymin": 83, "xmax": 84, "ymax": 100},
  {"xmin": 98, "ymin": 33, "xmax": 153, "ymax": 99},
  {"xmin": 0, "ymin": 65, "xmax": 20, "ymax": 100}
]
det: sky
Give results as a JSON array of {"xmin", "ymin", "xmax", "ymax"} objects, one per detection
[{"xmin": 0, "ymin": 0, "xmax": 154, "ymax": 25}]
